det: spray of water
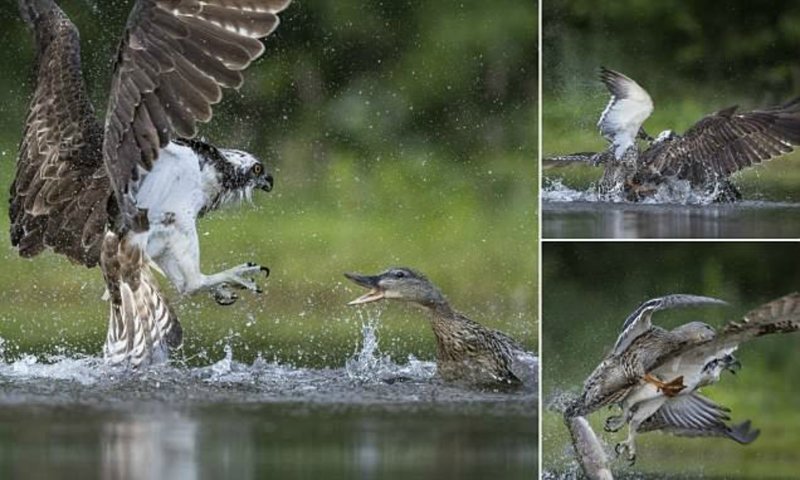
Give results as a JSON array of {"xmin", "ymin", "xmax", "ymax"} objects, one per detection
[
  {"xmin": 543, "ymin": 177, "xmax": 725, "ymax": 206},
  {"xmin": 344, "ymin": 309, "xmax": 436, "ymax": 384}
]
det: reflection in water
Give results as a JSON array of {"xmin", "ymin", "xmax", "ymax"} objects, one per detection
[
  {"xmin": 0, "ymin": 338, "xmax": 536, "ymax": 479},
  {"xmin": 102, "ymin": 415, "xmax": 199, "ymax": 480},
  {"xmin": 0, "ymin": 403, "xmax": 535, "ymax": 480},
  {"xmin": 543, "ymin": 201, "xmax": 800, "ymax": 238}
]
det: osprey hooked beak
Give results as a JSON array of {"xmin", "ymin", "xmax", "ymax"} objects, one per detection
[
  {"xmin": 344, "ymin": 272, "xmax": 385, "ymax": 305},
  {"xmin": 259, "ymin": 174, "xmax": 274, "ymax": 192},
  {"xmin": 251, "ymin": 163, "xmax": 273, "ymax": 192},
  {"xmin": 724, "ymin": 355, "xmax": 742, "ymax": 375},
  {"xmin": 637, "ymin": 127, "xmax": 654, "ymax": 142}
]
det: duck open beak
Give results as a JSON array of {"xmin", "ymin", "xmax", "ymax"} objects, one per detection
[{"xmin": 344, "ymin": 272, "xmax": 385, "ymax": 305}]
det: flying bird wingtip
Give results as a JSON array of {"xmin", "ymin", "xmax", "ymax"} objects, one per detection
[{"xmin": 599, "ymin": 66, "xmax": 621, "ymax": 78}]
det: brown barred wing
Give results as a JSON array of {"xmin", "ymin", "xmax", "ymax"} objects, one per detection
[
  {"xmin": 661, "ymin": 292, "xmax": 800, "ymax": 367},
  {"xmin": 641, "ymin": 100, "xmax": 800, "ymax": 186},
  {"xmin": 639, "ymin": 392, "xmax": 760, "ymax": 444},
  {"xmin": 12, "ymin": 0, "xmax": 111, "ymax": 267},
  {"xmin": 102, "ymin": 0, "xmax": 291, "ymax": 229}
]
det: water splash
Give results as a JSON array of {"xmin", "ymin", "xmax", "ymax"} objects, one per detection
[
  {"xmin": 546, "ymin": 388, "xmax": 579, "ymax": 414},
  {"xmin": 203, "ymin": 343, "xmax": 244, "ymax": 382},
  {"xmin": 345, "ymin": 316, "xmax": 394, "ymax": 381},
  {"xmin": 345, "ymin": 311, "xmax": 436, "ymax": 384},
  {"xmin": 0, "ymin": 354, "xmax": 109, "ymax": 386},
  {"xmin": 542, "ymin": 178, "xmax": 609, "ymax": 203},
  {"xmin": 543, "ymin": 177, "xmax": 725, "ymax": 206},
  {"xmin": 0, "ymin": 321, "xmax": 532, "ymax": 408}
]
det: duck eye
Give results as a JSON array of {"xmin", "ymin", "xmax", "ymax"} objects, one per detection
[
  {"xmin": 252, "ymin": 164, "xmax": 263, "ymax": 175},
  {"xmin": 394, "ymin": 271, "xmax": 405, "ymax": 278}
]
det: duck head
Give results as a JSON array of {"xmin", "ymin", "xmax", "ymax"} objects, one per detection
[
  {"xmin": 344, "ymin": 267, "xmax": 446, "ymax": 308},
  {"xmin": 671, "ymin": 321, "xmax": 716, "ymax": 343}
]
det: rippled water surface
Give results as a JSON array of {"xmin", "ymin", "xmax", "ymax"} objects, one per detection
[
  {"xmin": 542, "ymin": 183, "xmax": 800, "ymax": 238},
  {"xmin": 0, "ymin": 323, "xmax": 538, "ymax": 480}
]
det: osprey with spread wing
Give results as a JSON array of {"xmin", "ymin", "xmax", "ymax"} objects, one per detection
[
  {"xmin": 12, "ymin": 0, "xmax": 290, "ymax": 367},
  {"xmin": 545, "ymin": 67, "xmax": 800, "ymax": 202},
  {"xmin": 566, "ymin": 292, "xmax": 800, "ymax": 464}
]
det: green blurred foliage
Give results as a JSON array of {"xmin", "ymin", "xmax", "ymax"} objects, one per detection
[
  {"xmin": 545, "ymin": 0, "xmax": 800, "ymax": 96},
  {"xmin": 0, "ymin": 0, "xmax": 536, "ymax": 164},
  {"xmin": 0, "ymin": 1, "xmax": 537, "ymax": 365},
  {"xmin": 542, "ymin": 0, "xmax": 800, "ymax": 201},
  {"xmin": 542, "ymin": 243, "xmax": 800, "ymax": 476}
]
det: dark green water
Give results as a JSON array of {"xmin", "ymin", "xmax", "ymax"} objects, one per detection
[
  {"xmin": 542, "ymin": 200, "xmax": 800, "ymax": 239},
  {"xmin": 0, "ymin": 346, "xmax": 537, "ymax": 480},
  {"xmin": 0, "ymin": 403, "xmax": 536, "ymax": 480}
]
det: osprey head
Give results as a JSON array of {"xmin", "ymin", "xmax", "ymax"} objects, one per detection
[
  {"xmin": 171, "ymin": 138, "xmax": 274, "ymax": 213},
  {"xmin": 217, "ymin": 147, "xmax": 274, "ymax": 193},
  {"xmin": 653, "ymin": 129, "xmax": 677, "ymax": 144}
]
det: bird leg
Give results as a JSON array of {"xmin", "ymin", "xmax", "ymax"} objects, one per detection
[
  {"xmin": 643, "ymin": 373, "xmax": 685, "ymax": 397},
  {"xmin": 145, "ymin": 219, "xmax": 270, "ymax": 305},
  {"xmin": 206, "ymin": 262, "xmax": 270, "ymax": 293},
  {"xmin": 613, "ymin": 398, "xmax": 662, "ymax": 466},
  {"xmin": 614, "ymin": 437, "xmax": 637, "ymax": 466},
  {"xmin": 604, "ymin": 413, "xmax": 627, "ymax": 433}
]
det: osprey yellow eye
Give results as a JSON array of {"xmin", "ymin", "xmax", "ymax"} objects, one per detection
[{"xmin": 252, "ymin": 164, "xmax": 263, "ymax": 175}]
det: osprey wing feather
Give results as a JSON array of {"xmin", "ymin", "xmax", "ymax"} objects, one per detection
[
  {"xmin": 11, "ymin": 2, "xmax": 110, "ymax": 267},
  {"xmin": 639, "ymin": 392, "xmax": 760, "ymax": 444},
  {"xmin": 13, "ymin": 0, "xmax": 290, "ymax": 367},
  {"xmin": 641, "ymin": 101, "xmax": 800, "ymax": 186},
  {"xmin": 597, "ymin": 67, "xmax": 654, "ymax": 159},
  {"xmin": 103, "ymin": 0, "xmax": 291, "ymax": 230},
  {"xmin": 662, "ymin": 292, "xmax": 800, "ymax": 366}
]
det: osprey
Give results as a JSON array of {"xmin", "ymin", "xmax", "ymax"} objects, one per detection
[
  {"xmin": 566, "ymin": 293, "xmax": 800, "ymax": 464},
  {"xmin": 546, "ymin": 67, "xmax": 800, "ymax": 201},
  {"xmin": 12, "ymin": 0, "xmax": 290, "ymax": 367}
]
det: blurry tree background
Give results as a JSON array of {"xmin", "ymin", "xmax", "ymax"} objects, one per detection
[
  {"xmin": 542, "ymin": 242, "xmax": 800, "ymax": 476},
  {"xmin": 543, "ymin": 0, "xmax": 800, "ymax": 200},
  {"xmin": 545, "ymin": 0, "xmax": 800, "ymax": 96},
  {"xmin": 0, "ymin": 1, "xmax": 537, "ymax": 364}
]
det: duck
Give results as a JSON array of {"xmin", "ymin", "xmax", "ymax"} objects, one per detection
[
  {"xmin": 344, "ymin": 267, "xmax": 535, "ymax": 388},
  {"xmin": 546, "ymin": 67, "xmax": 800, "ymax": 202}
]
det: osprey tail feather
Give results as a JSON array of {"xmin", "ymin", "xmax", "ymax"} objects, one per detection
[{"xmin": 101, "ymin": 232, "xmax": 181, "ymax": 367}]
